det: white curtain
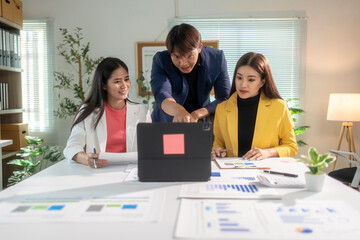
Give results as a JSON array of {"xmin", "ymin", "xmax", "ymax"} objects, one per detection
[{"xmin": 20, "ymin": 19, "xmax": 56, "ymax": 144}]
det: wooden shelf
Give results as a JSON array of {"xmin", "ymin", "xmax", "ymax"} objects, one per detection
[
  {"xmin": 2, "ymin": 150, "xmax": 21, "ymax": 159},
  {"xmin": 0, "ymin": 109, "xmax": 24, "ymax": 115},
  {"xmin": 0, "ymin": 65, "xmax": 22, "ymax": 72},
  {"xmin": 0, "ymin": 140, "xmax": 12, "ymax": 148},
  {"xmin": 0, "ymin": 16, "xmax": 21, "ymax": 30}
]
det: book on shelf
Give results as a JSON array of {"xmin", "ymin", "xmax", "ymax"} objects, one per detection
[
  {"xmin": 0, "ymin": 82, "xmax": 9, "ymax": 110},
  {"xmin": 0, "ymin": 28, "xmax": 21, "ymax": 68}
]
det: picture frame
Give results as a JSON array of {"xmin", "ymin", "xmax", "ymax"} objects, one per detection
[{"xmin": 136, "ymin": 40, "xmax": 219, "ymax": 96}]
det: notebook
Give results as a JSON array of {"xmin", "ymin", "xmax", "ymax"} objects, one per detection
[{"xmin": 137, "ymin": 122, "xmax": 212, "ymax": 182}]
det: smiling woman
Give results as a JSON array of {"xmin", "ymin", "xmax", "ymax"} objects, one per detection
[
  {"xmin": 103, "ymin": 67, "xmax": 131, "ymax": 109},
  {"xmin": 63, "ymin": 57, "xmax": 151, "ymax": 168}
]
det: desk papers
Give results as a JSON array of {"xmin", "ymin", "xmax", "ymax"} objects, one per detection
[
  {"xmin": 215, "ymin": 157, "xmax": 271, "ymax": 169},
  {"xmin": 179, "ymin": 182, "xmax": 279, "ymax": 199},
  {"xmin": 99, "ymin": 151, "xmax": 137, "ymax": 164},
  {"xmin": 175, "ymin": 199, "xmax": 360, "ymax": 239},
  {"xmin": 0, "ymin": 190, "xmax": 165, "ymax": 223}
]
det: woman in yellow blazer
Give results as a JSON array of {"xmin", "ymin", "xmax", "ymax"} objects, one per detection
[{"xmin": 213, "ymin": 52, "xmax": 298, "ymax": 160}]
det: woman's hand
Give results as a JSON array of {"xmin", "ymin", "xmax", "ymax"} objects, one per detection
[
  {"xmin": 73, "ymin": 152, "xmax": 108, "ymax": 168},
  {"xmin": 212, "ymin": 147, "xmax": 227, "ymax": 160},
  {"xmin": 243, "ymin": 147, "xmax": 279, "ymax": 160}
]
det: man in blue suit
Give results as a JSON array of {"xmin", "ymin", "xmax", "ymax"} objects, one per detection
[{"xmin": 150, "ymin": 23, "xmax": 230, "ymax": 122}]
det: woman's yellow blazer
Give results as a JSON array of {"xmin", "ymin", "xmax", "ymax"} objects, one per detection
[{"xmin": 213, "ymin": 92, "xmax": 298, "ymax": 157}]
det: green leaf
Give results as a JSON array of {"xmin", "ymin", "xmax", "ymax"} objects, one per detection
[
  {"xmin": 308, "ymin": 166, "xmax": 319, "ymax": 175},
  {"xmin": 294, "ymin": 126, "xmax": 310, "ymax": 135},
  {"xmin": 7, "ymin": 159, "xmax": 31, "ymax": 167},
  {"xmin": 318, "ymin": 153, "xmax": 329, "ymax": 163},
  {"xmin": 25, "ymin": 136, "xmax": 44, "ymax": 145},
  {"xmin": 289, "ymin": 107, "xmax": 304, "ymax": 115},
  {"xmin": 49, "ymin": 152, "xmax": 63, "ymax": 162},
  {"xmin": 325, "ymin": 156, "xmax": 336, "ymax": 164},
  {"xmin": 297, "ymin": 140, "xmax": 307, "ymax": 147},
  {"xmin": 309, "ymin": 147, "xmax": 319, "ymax": 164}
]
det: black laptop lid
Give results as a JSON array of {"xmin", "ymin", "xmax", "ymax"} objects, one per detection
[{"xmin": 137, "ymin": 122, "xmax": 212, "ymax": 182}]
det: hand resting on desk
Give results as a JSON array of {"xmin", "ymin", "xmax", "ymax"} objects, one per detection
[
  {"xmin": 213, "ymin": 147, "xmax": 279, "ymax": 161},
  {"xmin": 73, "ymin": 152, "xmax": 108, "ymax": 168},
  {"xmin": 243, "ymin": 147, "xmax": 279, "ymax": 161}
]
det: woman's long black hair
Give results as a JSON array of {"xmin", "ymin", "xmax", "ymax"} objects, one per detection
[
  {"xmin": 71, "ymin": 57, "xmax": 129, "ymax": 130},
  {"xmin": 229, "ymin": 52, "xmax": 282, "ymax": 99}
]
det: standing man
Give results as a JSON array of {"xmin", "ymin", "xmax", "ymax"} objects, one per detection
[{"xmin": 151, "ymin": 23, "xmax": 230, "ymax": 122}]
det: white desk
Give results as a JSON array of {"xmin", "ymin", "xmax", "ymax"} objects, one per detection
[
  {"xmin": 0, "ymin": 159, "xmax": 359, "ymax": 240},
  {"xmin": 0, "ymin": 139, "xmax": 13, "ymax": 190}
]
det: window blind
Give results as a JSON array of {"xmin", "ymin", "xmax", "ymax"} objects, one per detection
[
  {"xmin": 21, "ymin": 19, "xmax": 56, "ymax": 144},
  {"xmin": 170, "ymin": 18, "xmax": 306, "ymax": 102}
]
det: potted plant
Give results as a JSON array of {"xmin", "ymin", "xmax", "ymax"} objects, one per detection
[
  {"xmin": 286, "ymin": 98, "xmax": 310, "ymax": 147},
  {"xmin": 7, "ymin": 136, "xmax": 64, "ymax": 186},
  {"xmin": 54, "ymin": 27, "xmax": 103, "ymax": 119},
  {"xmin": 298, "ymin": 147, "xmax": 336, "ymax": 191}
]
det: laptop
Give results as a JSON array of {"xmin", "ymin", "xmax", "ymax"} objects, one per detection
[{"xmin": 137, "ymin": 122, "xmax": 212, "ymax": 182}]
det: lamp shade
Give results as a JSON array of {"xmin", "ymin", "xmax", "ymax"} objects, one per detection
[{"xmin": 327, "ymin": 93, "xmax": 360, "ymax": 121}]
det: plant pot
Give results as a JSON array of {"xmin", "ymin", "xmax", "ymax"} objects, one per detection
[{"xmin": 304, "ymin": 172, "xmax": 326, "ymax": 192}]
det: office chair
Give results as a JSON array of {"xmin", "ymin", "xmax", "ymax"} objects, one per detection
[{"xmin": 329, "ymin": 150, "xmax": 360, "ymax": 189}]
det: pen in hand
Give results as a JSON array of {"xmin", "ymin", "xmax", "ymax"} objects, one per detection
[
  {"xmin": 211, "ymin": 149, "xmax": 231, "ymax": 154},
  {"xmin": 93, "ymin": 148, "xmax": 98, "ymax": 168},
  {"xmin": 263, "ymin": 170, "xmax": 298, "ymax": 178}
]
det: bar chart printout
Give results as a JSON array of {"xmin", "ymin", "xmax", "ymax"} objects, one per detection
[
  {"xmin": 74, "ymin": 191, "xmax": 164, "ymax": 222},
  {"xmin": 175, "ymin": 199, "xmax": 270, "ymax": 239},
  {"xmin": 179, "ymin": 182, "xmax": 279, "ymax": 199},
  {"xmin": 0, "ymin": 190, "xmax": 165, "ymax": 223},
  {"xmin": 175, "ymin": 199, "xmax": 360, "ymax": 239}
]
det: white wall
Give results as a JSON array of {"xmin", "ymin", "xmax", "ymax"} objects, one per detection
[{"xmin": 23, "ymin": 0, "xmax": 360, "ymax": 169}]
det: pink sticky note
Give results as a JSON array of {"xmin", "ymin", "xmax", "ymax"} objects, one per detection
[{"xmin": 163, "ymin": 134, "xmax": 185, "ymax": 155}]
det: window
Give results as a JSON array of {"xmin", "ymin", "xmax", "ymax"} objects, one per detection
[
  {"xmin": 170, "ymin": 18, "xmax": 306, "ymax": 102},
  {"xmin": 21, "ymin": 19, "xmax": 56, "ymax": 144}
]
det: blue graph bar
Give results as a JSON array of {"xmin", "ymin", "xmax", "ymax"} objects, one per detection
[
  {"xmin": 48, "ymin": 205, "xmax": 65, "ymax": 211},
  {"xmin": 122, "ymin": 204, "xmax": 137, "ymax": 209},
  {"xmin": 208, "ymin": 184, "xmax": 259, "ymax": 193}
]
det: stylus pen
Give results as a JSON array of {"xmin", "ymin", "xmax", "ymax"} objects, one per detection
[
  {"xmin": 263, "ymin": 170, "xmax": 298, "ymax": 178},
  {"xmin": 211, "ymin": 149, "xmax": 231, "ymax": 154},
  {"xmin": 93, "ymin": 148, "xmax": 98, "ymax": 169}
]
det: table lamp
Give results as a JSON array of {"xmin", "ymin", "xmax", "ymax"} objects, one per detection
[{"xmin": 327, "ymin": 93, "xmax": 360, "ymax": 170}]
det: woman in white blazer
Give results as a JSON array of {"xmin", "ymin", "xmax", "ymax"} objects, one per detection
[{"xmin": 63, "ymin": 57, "xmax": 151, "ymax": 168}]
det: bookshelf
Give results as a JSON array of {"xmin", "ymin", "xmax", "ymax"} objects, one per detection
[{"xmin": 0, "ymin": 15, "xmax": 23, "ymax": 189}]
